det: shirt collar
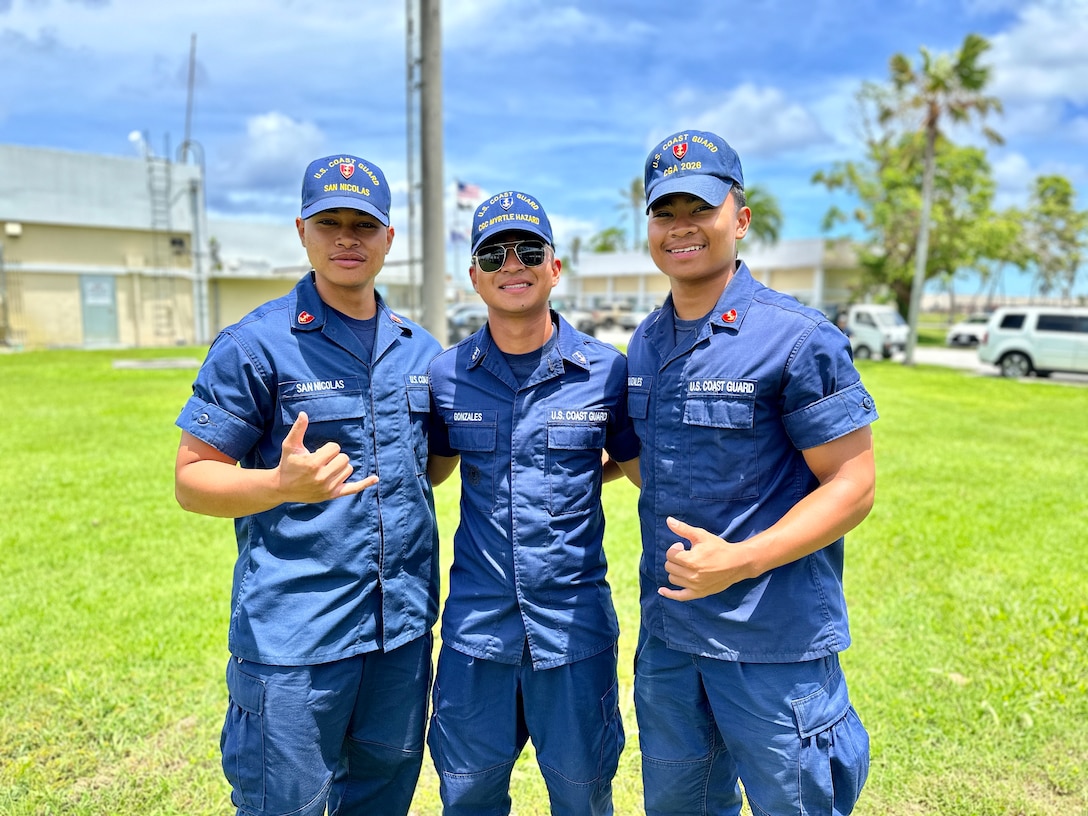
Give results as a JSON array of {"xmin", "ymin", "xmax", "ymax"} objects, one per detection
[
  {"xmin": 465, "ymin": 310, "xmax": 590, "ymax": 374},
  {"xmin": 292, "ymin": 272, "xmax": 413, "ymax": 340},
  {"xmin": 704, "ymin": 261, "xmax": 755, "ymax": 331},
  {"xmin": 640, "ymin": 261, "xmax": 756, "ymax": 357}
]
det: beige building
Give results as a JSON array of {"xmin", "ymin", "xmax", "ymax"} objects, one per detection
[
  {"xmin": 0, "ymin": 144, "xmax": 426, "ymax": 350},
  {"xmin": 565, "ymin": 237, "xmax": 866, "ymax": 316},
  {"xmin": 1, "ymin": 143, "xmax": 873, "ymax": 349},
  {"xmin": 0, "ymin": 144, "xmax": 205, "ymax": 349}
]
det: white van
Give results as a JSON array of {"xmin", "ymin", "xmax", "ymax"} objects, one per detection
[
  {"xmin": 845, "ymin": 304, "xmax": 910, "ymax": 360},
  {"xmin": 978, "ymin": 306, "xmax": 1088, "ymax": 377}
]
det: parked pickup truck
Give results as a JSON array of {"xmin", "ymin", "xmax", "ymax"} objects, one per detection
[
  {"xmin": 844, "ymin": 303, "xmax": 910, "ymax": 360},
  {"xmin": 592, "ymin": 303, "xmax": 651, "ymax": 331},
  {"xmin": 549, "ymin": 299, "xmax": 598, "ymax": 336}
]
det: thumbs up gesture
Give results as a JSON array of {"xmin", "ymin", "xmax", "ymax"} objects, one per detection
[
  {"xmin": 276, "ymin": 412, "xmax": 378, "ymax": 503},
  {"xmin": 658, "ymin": 516, "xmax": 754, "ymax": 601}
]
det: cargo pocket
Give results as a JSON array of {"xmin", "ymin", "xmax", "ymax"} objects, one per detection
[
  {"xmin": 792, "ymin": 660, "xmax": 870, "ymax": 815},
  {"xmin": 221, "ymin": 660, "xmax": 266, "ymax": 811},
  {"xmin": 597, "ymin": 677, "xmax": 625, "ymax": 783},
  {"xmin": 546, "ymin": 423, "xmax": 605, "ymax": 516}
]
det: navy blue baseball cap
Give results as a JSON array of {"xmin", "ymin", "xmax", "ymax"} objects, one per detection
[
  {"xmin": 300, "ymin": 154, "xmax": 391, "ymax": 225},
  {"xmin": 470, "ymin": 191, "xmax": 553, "ymax": 253},
  {"xmin": 644, "ymin": 130, "xmax": 744, "ymax": 212}
]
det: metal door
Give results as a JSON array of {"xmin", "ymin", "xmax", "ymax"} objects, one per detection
[{"xmin": 81, "ymin": 274, "xmax": 118, "ymax": 346}]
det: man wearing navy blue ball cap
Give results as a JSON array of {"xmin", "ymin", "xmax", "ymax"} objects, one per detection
[
  {"xmin": 175, "ymin": 153, "xmax": 444, "ymax": 816},
  {"xmin": 426, "ymin": 190, "xmax": 640, "ymax": 814},
  {"xmin": 627, "ymin": 130, "xmax": 877, "ymax": 815}
]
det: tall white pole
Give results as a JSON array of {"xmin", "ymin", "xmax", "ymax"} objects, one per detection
[{"xmin": 420, "ymin": 0, "xmax": 447, "ymax": 343}]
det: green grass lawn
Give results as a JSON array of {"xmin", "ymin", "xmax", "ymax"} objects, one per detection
[{"xmin": 1, "ymin": 348, "xmax": 1085, "ymax": 815}]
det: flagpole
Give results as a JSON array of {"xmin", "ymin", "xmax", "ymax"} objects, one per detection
[{"xmin": 454, "ymin": 179, "xmax": 480, "ymax": 302}]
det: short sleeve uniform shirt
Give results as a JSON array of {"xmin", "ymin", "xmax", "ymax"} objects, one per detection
[
  {"xmin": 626, "ymin": 263, "xmax": 878, "ymax": 662},
  {"xmin": 176, "ymin": 273, "xmax": 442, "ymax": 666},
  {"xmin": 429, "ymin": 314, "xmax": 640, "ymax": 670}
]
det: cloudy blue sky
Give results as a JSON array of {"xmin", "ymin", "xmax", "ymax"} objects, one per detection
[{"xmin": 2, "ymin": 0, "xmax": 1087, "ymax": 293}]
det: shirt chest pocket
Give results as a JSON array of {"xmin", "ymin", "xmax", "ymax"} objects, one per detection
[
  {"xmin": 546, "ymin": 423, "xmax": 605, "ymax": 517},
  {"xmin": 405, "ymin": 384, "xmax": 431, "ymax": 475},
  {"xmin": 448, "ymin": 421, "xmax": 498, "ymax": 514},
  {"xmin": 626, "ymin": 378, "xmax": 652, "ymax": 435},
  {"xmin": 281, "ymin": 390, "xmax": 367, "ymax": 423},
  {"xmin": 682, "ymin": 395, "xmax": 758, "ymax": 501},
  {"xmin": 279, "ymin": 387, "xmax": 370, "ymax": 473}
]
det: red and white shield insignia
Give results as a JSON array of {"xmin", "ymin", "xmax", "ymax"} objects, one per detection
[
  {"xmin": 339, "ymin": 163, "xmax": 355, "ymax": 180},
  {"xmin": 298, "ymin": 311, "xmax": 316, "ymax": 325},
  {"xmin": 672, "ymin": 143, "xmax": 688, "ymax": 160},
  {"xmin": 722, "ymin": 309, "xmax": 737, "ymax": 323}
]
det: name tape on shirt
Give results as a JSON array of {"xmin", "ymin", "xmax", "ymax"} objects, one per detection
[
  {"xmin": 549, "ymin": 410, "xmax": 610, "ymax": 422},
  {"xmin": 687, "ymin": 379, "xmax": 756, "ymax": 394}
]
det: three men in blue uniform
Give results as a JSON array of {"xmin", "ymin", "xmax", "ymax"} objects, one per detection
[
  {"xmin": 426, "ymin": 191, "xmax": 640, "ymax": 814},
  {"xmin": 628, "ymin": 131, "xmax": 878, "ymax": 815},
  {"xmin": 175, "ymin": 154, "xmax": 442, "ymax": 816}
]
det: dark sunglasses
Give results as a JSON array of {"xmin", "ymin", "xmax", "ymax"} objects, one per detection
[{"xmin": 473, "ymin": 240, "xmax": 547, "ymax": 273}]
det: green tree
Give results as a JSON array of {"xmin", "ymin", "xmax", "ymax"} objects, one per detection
[
  {"xmin": 815, "ymin": 131, "xmax": 1000, "ymax": 318},
  {"xmin": 587, "ymin": 226, "xmax": 627, "ymax": 253},
  {"xmin": 971, "ymin": 210, "xmax": 1024, "ymax": 309},
  {"xmin": 1023, "ymin": 175, "xmax": 1087, "ymax": 301},
  {"xmin": 884, "ymin": 32, "xmax": 1003, "ymax": 364},
  {"xmin": 568, "ymin": 234, "xmax": 583, "ymax": 267},
  {"xmin": 616, "ymin": 177, "xmax": 645, "ymax": 251},
  {"xmin": 741, "ymin": 184, "xmax": 783, "ymax": 246},
  {"xmin": 623, "ymin": 176, "xmax": 781, "ymax": 250}
]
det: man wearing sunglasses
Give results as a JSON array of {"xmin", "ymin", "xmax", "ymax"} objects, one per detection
[{"xmin": 427, "ymin": 191, "xmax": 640, "ymax": 815}]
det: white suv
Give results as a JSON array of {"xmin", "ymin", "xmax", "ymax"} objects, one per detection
[{"xmin": 977, "ymin": 306, "xmax": 1088, "ymax": 377}]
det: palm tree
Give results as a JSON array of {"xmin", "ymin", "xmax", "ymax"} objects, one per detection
[
  {"xmin": 886, "ymin": 33, "xmax": 1003, "ymax": 364},
  {"xmin": 624, "ymin": 176, "xmax": 781, "ymax": 249},
  {"xmin": 741, "ymin": 184, "xmax": 783, "ymax": 246},
  {"xmin": 616, "ymin": 177, "xmax": 646, "ymax": 251},
  {"xmin": 587, "ymin": 226, "xmax": 627, "ymax": 253}
]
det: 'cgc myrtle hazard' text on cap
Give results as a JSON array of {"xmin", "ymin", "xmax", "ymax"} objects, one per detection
[{"xmin": 470, "ymin": 190, "xmax": 554, "ymax": 253}]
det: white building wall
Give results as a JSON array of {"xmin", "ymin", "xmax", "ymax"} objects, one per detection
[{"xmin": 0, "ymin": 144, "xmax": 200, "ymax": 231}]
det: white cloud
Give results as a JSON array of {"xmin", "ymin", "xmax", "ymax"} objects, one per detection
[
  {"xmin": 988, "ymin": 0, "xmax": 1088, "ymax": 104},
  {"xmin": 992, "ymin": 99, "xmax": 1070, "ymax": 140},
  {"xmin": 963, "ymin": 0, "xmax": 1025, "ymax": 12},
  {"xmin": 206, "ymin": 113, "xmax": 324, "ymax": 215},
  {"xmin": 990, "ymin": 150, "xmax": 1033, "ymax": 204},
  {"xmin": 667, "ymin": 83, "xmax": 831, "ymax": 159},
  {"xmin": 443, "ymin": 1, "xmax": 652, "ymax": 48},
  {"xmin": 548, "ymin": 212, "xmax": 602, "ymax": 250},
  {"xmin": 223, "ymin": 113, "xmax": 323, "ymax": 182}
]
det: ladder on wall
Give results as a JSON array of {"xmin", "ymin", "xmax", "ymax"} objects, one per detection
[{"xmin": 146, "ymin": 154, "xmax": 176, "ymax": 342}]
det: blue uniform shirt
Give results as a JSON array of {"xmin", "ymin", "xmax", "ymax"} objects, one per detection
[
  {"xmin": 627, "ymin": 263, "xmax": 878, "ymax": 662},
  {"xmin": 429, "ymin": 313, "xmax": 640, "ymax": 670},
  {"xmin": 176, "ymin": 273, "xmax": 442, "ymax": 666}
]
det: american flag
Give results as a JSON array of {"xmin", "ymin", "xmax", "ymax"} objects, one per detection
[{"xmin": 456, "ymin": 180, "xmax": 481, "ymax": 209}]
